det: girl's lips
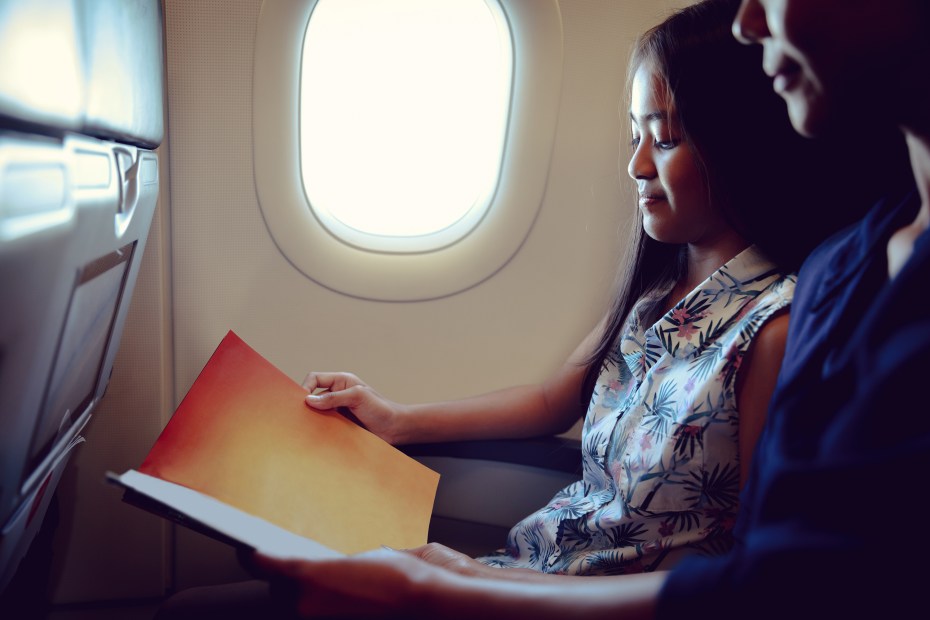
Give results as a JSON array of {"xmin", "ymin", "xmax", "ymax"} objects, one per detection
[
  {"xmin": 639, "ymin": 194, "xmax": 666, "ymax": 208},
  {"xmin": 768, "ymin": 58, "xmax": 802, "ymax": 94},
  {"xmin": 773, "ymin": 68, "xmax": 801, "ymax": 94}
]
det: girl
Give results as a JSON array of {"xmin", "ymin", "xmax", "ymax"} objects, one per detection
[{"xmin": 300, "ymin": 0, "xmax": 872, "ymax": 576}]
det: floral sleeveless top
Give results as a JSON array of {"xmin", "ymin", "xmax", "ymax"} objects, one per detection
[{"xmin": 476, "ymin": 246, "xmax": 795, "ymax": 575}]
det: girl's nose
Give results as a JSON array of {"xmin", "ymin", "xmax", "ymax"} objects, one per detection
[
  {"xmin": 627, "ymin": 141, "xmax": 655, "ymax": 181},
  {"xmin": 732, "ymin": 0, "xmax": 770, "ymax": 45}
]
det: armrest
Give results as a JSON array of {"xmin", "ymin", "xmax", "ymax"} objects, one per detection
[
  {"xmin": 399, "ymin": 437, "xmax": 582, "ymax": 555},
  {"xmin": 400, "ymin": 436, "xmax": 582, "ymax": 475},
  {"xmin": 399, "ymin": 436, "xmax": 582, "ymax": 554}
]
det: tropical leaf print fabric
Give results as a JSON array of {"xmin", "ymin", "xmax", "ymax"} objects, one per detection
[{"xmin": 475, "ymin": 246, "xmax": 795, "ymax": 575}]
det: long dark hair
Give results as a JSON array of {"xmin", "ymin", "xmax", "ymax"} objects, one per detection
[{"xmin": 580, "ymin": 0, "xmax": 902, "ymax": 403}]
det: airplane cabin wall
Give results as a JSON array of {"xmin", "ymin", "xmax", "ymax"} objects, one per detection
[{"xmin": 48, "ymin": 0, "xmax": 698, "ymax": 606}]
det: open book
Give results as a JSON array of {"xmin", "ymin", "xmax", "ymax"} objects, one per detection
[{"xmin": 108, "ymin": 331, "xmax": 439, "ymax": 560}]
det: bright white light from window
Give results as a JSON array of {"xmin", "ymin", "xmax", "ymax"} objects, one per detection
[{"xmin": 300, "ymin": 0, "xmax": 511, "ymax": 250}]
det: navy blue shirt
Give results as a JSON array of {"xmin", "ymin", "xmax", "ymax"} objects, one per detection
[{"xmin": 658, "ymin": 188, "xmax": 930, "ymax": 618}]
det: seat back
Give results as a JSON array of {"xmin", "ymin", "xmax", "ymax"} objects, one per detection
[{"xmin": 0, "ymin": 0, "xmax": 165, "ymax": 593}]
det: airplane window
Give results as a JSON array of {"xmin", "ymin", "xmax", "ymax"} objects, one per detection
[{"xmin": 300, "ymin": 0, "xmax": 511, "ymax": 252}]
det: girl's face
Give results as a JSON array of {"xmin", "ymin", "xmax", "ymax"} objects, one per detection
[
  {"xmin": 733, "ymin": 0, "xmax": 923, "ymax": 137},
  {"xmin": 627, "ymin": 64, "xmax": 731, "ymax": 247}
]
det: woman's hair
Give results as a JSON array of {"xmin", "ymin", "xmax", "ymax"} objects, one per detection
[{"xmin": 580, "ymin": 0, "xmax": 905, "ymax": 402}]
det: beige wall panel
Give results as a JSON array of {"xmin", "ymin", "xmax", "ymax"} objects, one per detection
[{"xmin": 166, "ymin": 0, "xmax": 696, "ymax": 407}]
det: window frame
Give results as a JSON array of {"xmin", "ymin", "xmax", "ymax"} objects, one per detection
[{"xmin": 253, "ymin": 0, "xmax": 563, "ymax": 301}]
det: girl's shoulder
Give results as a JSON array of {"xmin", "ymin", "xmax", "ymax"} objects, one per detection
[{"xmin": 738, "ymin": 271, "xmax": 796, "ymax": 330}]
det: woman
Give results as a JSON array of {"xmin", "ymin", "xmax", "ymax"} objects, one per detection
[{"xmin": 300, "ymin": 0, "xmax": 870, "ymax": 576}]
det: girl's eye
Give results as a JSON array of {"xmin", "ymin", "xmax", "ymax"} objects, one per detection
[
  {"xmin": 630, "ymin": 136, "xmax": 641, "ymax": 149},
  {"xmin": 656, "ymin": 139, "xmax": 679, "ymax": 150}
]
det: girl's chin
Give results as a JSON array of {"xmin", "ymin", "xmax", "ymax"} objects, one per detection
[{"xmin": 785, "ymin": 90, "xmax": 832, "ymax": 139}]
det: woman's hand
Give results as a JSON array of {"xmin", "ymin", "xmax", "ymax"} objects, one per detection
[
  {"xmin": 406, "ymin": 543, "xmax": 495, "ymax": 578},
  {"xmin": 253, "ymin": 548, "xmax": 438, "ymax": 619},
  {"xmin": 408, "ymin": 543, "xmax": 554, "ymax": 582},
  {"xmin": 302, "ymin": 372, "xmax": 409, "ymax": 444}
]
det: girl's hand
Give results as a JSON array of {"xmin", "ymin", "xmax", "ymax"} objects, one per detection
[
  {"xmin": 301, "ymin": 372, "xmax": 409, "ymax": 444},
  {"xmin": 406, "ymin": 543, "xmax": 493, "ymax": 578},
  {"xmin": 408, "ymin": 543, "xmax": 551, "ymax": 582},
  {"xmin": 253, "ymin": 548, "xmax": 436, "ymax": 619}
]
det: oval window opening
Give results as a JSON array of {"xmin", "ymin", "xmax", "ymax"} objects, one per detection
[{"xmin": 300, "ymin": 0, "xmax": 512, "ymax": 253}]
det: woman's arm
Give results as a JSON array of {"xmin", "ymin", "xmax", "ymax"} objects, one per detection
[
  {"xmin": 302, "ymin": 320, "xmax": 605, "ymax": 445},
  {"xmin": 254, "ymin": 548, "xmax": 665, "ymax": 620},
  {"xmin": 734, "ymin": 311, "xmax": 789, "ymax": 486}
]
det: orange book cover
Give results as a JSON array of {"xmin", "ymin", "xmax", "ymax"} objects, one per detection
[{"xmin": 124, "ymin": 330, "xmax": 439, "ymax": 555}]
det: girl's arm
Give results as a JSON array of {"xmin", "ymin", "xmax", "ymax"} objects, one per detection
[
  {"xmin": 734, "ymin": 311, "xmax": 790, "ymax": 486},
  {"xmin": 254, "ymin": 548, "xmax": 664, "ymax": 620},
  {"xmin": 302, "ymin": 320, "xmax": 605, "ymax": 445}
]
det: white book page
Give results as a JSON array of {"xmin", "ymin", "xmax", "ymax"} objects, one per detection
[{"xmin": 108, "ymin": 470, "xmax": 343, "ymax": 560}]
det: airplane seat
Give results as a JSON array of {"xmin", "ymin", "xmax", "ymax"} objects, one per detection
[
  {"xmin": 0, "ymin": 0, "xmax": 164, "ymax": 601},
  {"xmin": 402, "ymin": 436, "xmax": 582, "ymax": 556}
]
